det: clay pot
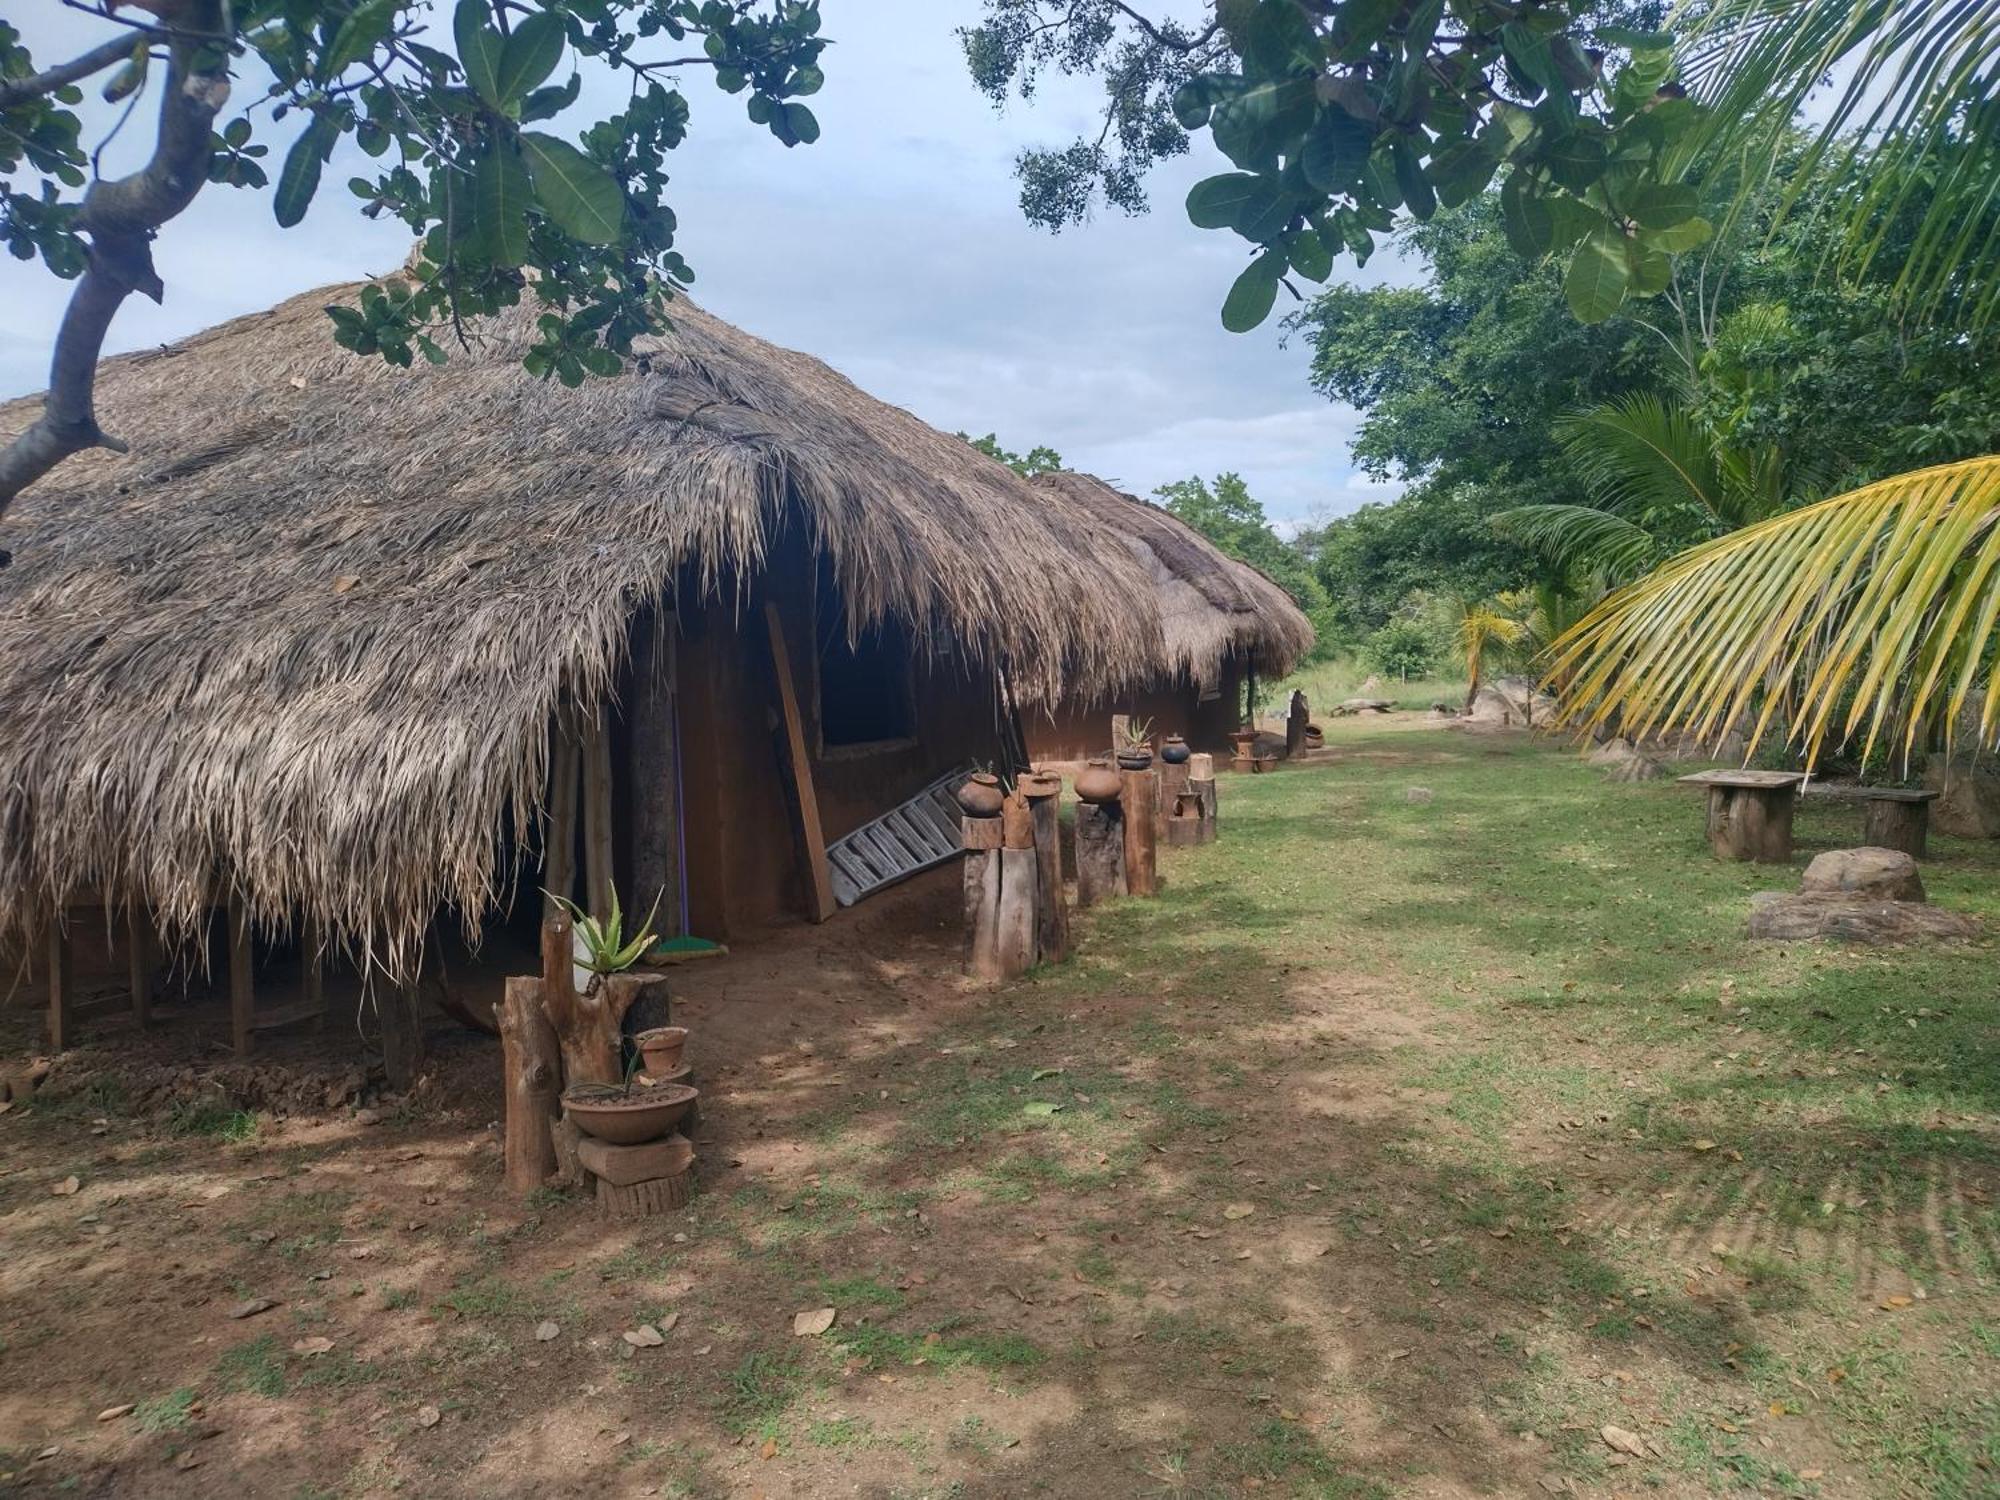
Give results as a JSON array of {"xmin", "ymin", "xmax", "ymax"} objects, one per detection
[
  {"xmin": 1017, "ymin": 771, "xmax": 1062, "ymax": 799},
  {"xmin": 634, "ymin": 1025, "xmax": 687, "ymax": 1076},
  {"xmin": 1160, "ymin": 735, "xmax": 1191, "ymax": 765},
  {"xmin": 1116, "ymin": 748, "xmax": 1153, "ymax": 771},
  {"xmin": 1073, "ymin": 760, "xmax": 1122, "ymax": 804},
  {"xmin": 562, "ymin": 1081, "xmax": 698, "ymax": 1146},
  {"xmin": 1304, "ymin": 726, "xmax": 1324, "ymax": 749},
  {"xmin": 1229, "ymin": 730, "xmax": 1257, "ymax": 753},
  {"xmin": 955, "ymin": 772, "xmax": 1005, "ymax": 818}
]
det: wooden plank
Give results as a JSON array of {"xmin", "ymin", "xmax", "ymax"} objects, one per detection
[
  {"xmin": 228, "ymin": 887, "xmax": 254, "ymax": 1057},
  {"xmin": 542, "ymin": 715, "xmax": 580, "ymax": 921},
  {"xmin": 127, "ymin": 906, "xmax": 151, "ymax": 1028},
  {"xmin": 584, "ymin": 708, "xmax": 612, "ymax": 928},
  {"xmin": 46, "ymin": 917, "xmax": 71, "ymax": 1052},
  {"xmin": 765, "ymin": 600, "xmax": 835, "ymax": 922}
]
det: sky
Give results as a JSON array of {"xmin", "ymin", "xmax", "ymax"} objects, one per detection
[{"xmin": 0, "ymin": 2, "xmax": 1414, "ymax": 529}]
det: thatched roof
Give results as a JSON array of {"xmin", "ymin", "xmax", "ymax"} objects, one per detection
[
  {"xmin": 1031, "ymin": 471, "xmax": 1313, "ymax": 690},
  {"xmin": 0, "ymin": 280, "xmax": 1163, "ymax": 959}
]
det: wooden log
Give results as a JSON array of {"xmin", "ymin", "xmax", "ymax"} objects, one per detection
[
  {"xmin": 1191, "ymin": 777, "xmax": 1218, "ymax": 844},
  {"xmin": 966, "ymin": 850, "xmax": 1003, "ymax": 979},
  {"xmin": 1025, "ymin": 783, "xmax": 1069, "ymax": 965},
  {"xmin": 1121, "ymin": 770, "xmax": 1160, "ymax": 897},
  {"xmin": 764, "ymin": 601, "xmax": 835, "ymax": 922},
  {"xmin": 126, "ymin": 907, "xmax": 151, "ymax": 1028},
  {"xmin": 380, "ymin": 980, "xmax": 427, "ymax": 1091},
  {"xmin": 962, "ymin": 814, "xmax": 1004, "ymax": 851},
  {"xmin": 581, "ymin": 702, "xmax": 616, "ymax": 921},
  {"xmin": 1166, "ymin": 814, "xmax": 1203, "ymax": 847},
  {"xmin": 228, "ymin": 887, "xmax": 254, "ymax": 1057},
  {"xmin": 1704, "ymin": 785, "xmax": 1796, "ymax": 862},
  {"xmin": 552, "ymin": 1116, "xmax": 586, "ymax": 1190},
  {"xmin": 542, "ymin": 715, "xmax": 581, "ymax": 921},
  {"xmin": 1001, "ymin": 791, "xmax": 1034, "ymax": 850},
  {"xmin": 499, "ymin": 976, "xmax": 560, "ymax": 1196},
  {"xmin": 1286, "ymin": 691, "xmax": 1309, "ymax": 759},
  {"xmin": 595, "ymin": 1169, "xmax": 694, "ymax": 1219},
  {"xmin": 538, "ymin": 915, "xmax": 648, "ymax": 1088},
  {"xmin": 45, "ymin": 917, "xmax": 71, "ymax": 1052},
  {"xmin": 994, "ymin": 845, "xmax": 1038, "ymax": 977},
  {"xmin": 1862, "ymin": 794, "xmax": 1934, "ymax": 858},
  {"xmin": 1188, "ymin": 752, "xmax": 1214, "ymax": 780},
  {"xmin": 1074, "ymin": 801, "xmax": 1125, "ymax": 907},
  {"xmin": 629, "ymin": 618, "xmax": 683, "ymax": 937},
  {"xmin": 1157, "ymin": 760, "xmax": 1190, "ymax": 841}
]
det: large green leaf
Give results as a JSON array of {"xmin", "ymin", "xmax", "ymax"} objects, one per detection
[
  {"xmin": 1220, "ymin": 250, "xmax": 1285, "ymax": 332},
  {"xmin": 1186, "ymin": 172, "xmax": 1287, "ymax": 239},
  {"xmin": 1623, "ymin": 182, "xmax": 1699, "ymax": 228},
  {"xmin": 321, "ymin": 0, "xmax": 397, "ymax": 80},
  {"xmin": 492, "ymin": 11, "xmax": 565, "ymax": 111},
  {"xmin": 520, "ymin": 132, "xmax": 624, "ymax": 244},
  {"xmin": 1564, "ymin": 228, "xmax": 1629, "ymax": 322},
  {"xmin": 1300, "ymin": 110, "xmax": 1371, "ymax": 192},
  {"xmin": 453, "ymin": 0, "xmax": 505, "ymax": 110},
  {"xmin": 474, "ymin": 146, "xmax": 533, "ymax": 266},
  {"xmin": 274, "ymin": 116, "xmax": 334, "ymax": 228}
]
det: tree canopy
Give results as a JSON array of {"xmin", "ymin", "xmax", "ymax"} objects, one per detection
[{"xmin": 0, "ymin": 0, "xmax": 827, "ymax": 517}]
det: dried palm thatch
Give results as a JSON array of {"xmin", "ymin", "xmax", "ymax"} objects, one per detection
[
  {"xmin": 0, "ymin": 279, "xmax": 1163, "ymax": 965},
  {"xmin": 1030, "ymin": 471, "xmax": 1313, "ymax": 689}
]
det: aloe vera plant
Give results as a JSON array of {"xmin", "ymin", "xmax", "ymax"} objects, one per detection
[{"xmin": 544, "ymin": 884, "xmax": 661, "ymax": 976}]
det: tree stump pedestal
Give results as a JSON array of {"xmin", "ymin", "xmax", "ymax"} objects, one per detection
[
  {"xmin": 1856, "ymin": 787, "xmax": 1940, "ymax": 858},
  {"xmin": 1679, "ymin": 770, "xmax": 1807, "ymax": 863},
  {"xmin": 579, "ymin": 1133, "xmax": 695, "ymax": 1219}
]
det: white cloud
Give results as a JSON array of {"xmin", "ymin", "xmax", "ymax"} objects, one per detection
[{"xmin": 0, "ymin": 1, "xmax": 1412, "ymax": 528}]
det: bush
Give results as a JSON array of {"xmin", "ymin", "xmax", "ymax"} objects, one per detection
[{"xmin": 1364, "ymin": 619, "xmax": 1437, "ymax": 681}]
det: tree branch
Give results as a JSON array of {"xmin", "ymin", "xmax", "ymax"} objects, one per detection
[
  {"xmin": 0, "ymin": 4, "xmax": 229, "ymax": 528},
  {"xmin": 1104, "ymin": 3, "xmax": 1223, "ymax": 52},
  {"xmin": 0, "ymin": 34, "xmax": 145, "ymax": 110}
]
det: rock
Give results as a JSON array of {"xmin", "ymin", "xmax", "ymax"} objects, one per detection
[
  {"xmin": 1748, "ymin": 892, "xmax": 1977, "ymax": 945},
  {"xmin": 1924, "ymin": 713, "xmax": 2000, "ymax": 837},
  {"xmin": 1799, "ymin": 848, "xmax": 1925, "ymax": 903},
  {"xmin": 1403, "ymin": 786, "xmax": 1434, "ymax": 804},
  {"xmin": 226, "ymin": 1298, "xmax": 279, "ymax": 1320},
  {"xmin": 1588, "ymin": 737, "xmax": 1666, "ymax": 782},
  {"xmin": 1334, "ymin": 697, "xmax": 1394, "ymax": 716},
  {"xmin": 1463, "ymin": 676, "xmax": 1555, "ymax": 728},
  {"xmin": 1600, "ymin": 1425, "xmax": 1650, "ymax": 1458}
]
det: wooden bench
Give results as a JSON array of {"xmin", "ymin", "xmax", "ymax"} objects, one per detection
[
  {"xmin": 1844, "ymin": 786, "xmax": 1941, "ymax": 858},
  {"xmin": 1679, "ymin": 770, "xmax": 1807, "ymax": 863}
]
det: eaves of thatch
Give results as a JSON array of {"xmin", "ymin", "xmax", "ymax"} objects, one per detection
[
  {"xmin": 1030, "ymin": 471, "xmax": 1314, "ymax": 690},
  {"xmin": 0, "ymin": 280, "xmax": 1162, "ymax": 958}
]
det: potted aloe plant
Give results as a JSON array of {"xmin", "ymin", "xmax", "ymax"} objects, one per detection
[{"xmin": 1115, "ymin": 716, "xmax": 1155, "ymax": 771}]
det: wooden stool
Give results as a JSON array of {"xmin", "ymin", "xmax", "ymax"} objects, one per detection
[
  {"xmin": 1678, "ymin": 770, "xmax": 1806, "ymax": 862},
  {"xmin": 578, "ymin": 1133, "xmax": 696, "ymax": 1219},
  {"xmin": 1854, "ymin": 787, "xmax": 1940, "ymax": 858}
]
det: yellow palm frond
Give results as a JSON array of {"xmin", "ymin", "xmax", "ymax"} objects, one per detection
[{"xmin": 1546, "ymin": 455, "xmax": 2000, "ymax": 767}]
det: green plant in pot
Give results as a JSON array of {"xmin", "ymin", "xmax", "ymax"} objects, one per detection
[
  {"xmin": 562, "ymin": 1052, "xmax": 698, "ymax": 1146},
  {"xmin": 1115, "ymin": 716, "xmax": 1154, "ymax": 771},
  {"xmin": 546, "ymin": 886, "xmax": 661, "ymax": 984}
]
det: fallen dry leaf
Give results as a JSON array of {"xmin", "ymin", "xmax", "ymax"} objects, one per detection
[
  {"xmin": 1600, "ymin": 1425, "xmax": 1648, "ymax": 1458},
  {"xmin": 1879, "ymin": 1295, "xmax": 1913, "ymax": 1310},
  {"xmin": 534, "ymin": 1320, "xmax": 560, "ymax": 1342},
  {"xmin": 792, "ymin": 1307, "xmax": 837, "ymax": 1337},
  {"xmin": 1691, "ymin": 1139, "xmax": 1717, "ymax": 1152},
  {"xmin": 623, "ymin": 1325, "xmax": 666, "ymax": 1348},
  {"xmin": 760, "ymin": 1438, "xmax": 778, "ymax": 1460},
  {"xmin": 96, "ymin": 1404, "xmax": 134, "ymax": 1423},
  {"xmin": 291, "ymin": 1337, "xmax": 335, "ymax": 1357},
  {"xmin": 52, "ymin": 1176, "xmax": 79, "ymax": 1197},
  {"xmin": 226, "ymin": 1298, "xmax": 278, "ymax": 1321},
  {"xmin": 174, "ymin": 1450, "xmax": 204, "ymax": 1471}
]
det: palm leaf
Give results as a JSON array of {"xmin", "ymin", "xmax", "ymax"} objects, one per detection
[
  {"xmin": 1546, "ymin": 454, "xmax": 2000, "ymax": 767},
  {"xmin": 1676, "ymin": 0, "xmax": 2000, "ymax": 327},
  {"xmin": 1492, "ymin": 503, "xmax": 1663, "ymax": 580},
  {"xmin": 1553, "ymin": 394, "xmax": 1740, "ymax": 525}
]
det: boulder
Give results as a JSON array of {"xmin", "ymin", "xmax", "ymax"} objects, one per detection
[
  {"xmin": 1463, "ymin": 676, "xmax": 1555, "ymax": 728},
  {"xmin": 1799, "ymin": 847, "xmax": 1925, "ymax": 903},
  {"xmin": 1588, "ymin": 737, "xmax": 1666, "ymax": 782},
  {"xmin": 1748, "ymin": 892, "xmax": 1977, "ymax": 945},
  {"xmin": 1403, "ymin": 786, "xmax": 1434, "ymax": 804},
  {"xmin": 1334, "ymin": 698, "xmax": 1394, "ymax": 717},
  {"xmin": 1924, "ymin": 749, "xmax": 2000, "ymax": 837}
]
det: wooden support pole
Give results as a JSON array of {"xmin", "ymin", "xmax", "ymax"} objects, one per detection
[
  {"xmin": 228, "ymin": 887, "xmax": 254, "ymax": 1057},
  {"xmin": 302, "ymin": 914, "xmax": 325, "ymax": 1033},
  {"xmin": 1121, "ymin": 770, "xmax": 1160, "ymax": 897},
  {"xmin": 764, "ymin": 601, "xmax": 835, "ymax": 923},
  {"xmin": 45, "ymin": 916, "xmax": 71, "ymax": 1052},
  {"xmin": 379, "ymin": 979, "xmax": 427, "ymax": 1092},
  {"xmin": 994, "ymin": 846, "xmax": 1038, "ymax": 977},
  {"xmin": 581, "ymin": 703, "xmax": 616, "ymax": 921},
  {"xmin": 1024, "ymin": 781, "xmax": 1069, "ymax": 965},
  {"xmin": 542, "ymin": 716, "xmax": 581, "ymax": 921},
  {"xmin": 499, "ymin": 975, "xmax": 561, "ymax": 1196},
  {"xmin": 127, "ymin": 906, "xmax": 151, "ymax": 1028},
  {"xmin": 962, "ymin": 815, "xmax": 1003, "ymax": 976},
  {"xmin": 1074, "ymin": 801, "xmax": 1125, "ymax": 908},
  {"xmin": 629, "ymin": 617, "xmax": 683, "ymax": 938}
]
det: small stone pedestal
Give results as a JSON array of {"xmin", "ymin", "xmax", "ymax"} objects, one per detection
[{"xmin": 578, "ymin": 1133, "xmax": 696, "ymax": 1220}]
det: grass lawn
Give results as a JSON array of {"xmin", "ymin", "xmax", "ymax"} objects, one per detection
[{"xmin": 3, "ymin": 720, "xmax": 1996, "ymax": 1498}]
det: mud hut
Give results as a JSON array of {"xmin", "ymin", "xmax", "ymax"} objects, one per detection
[
  {"xmin": 1022, "ymin": 472, "xmax": 1314, "ymax": 761},
  {"xmin": 0, "ymin": 279, "xmax": 1161, "ymax": 1064}
]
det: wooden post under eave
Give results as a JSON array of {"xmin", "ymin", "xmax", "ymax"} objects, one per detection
[
  {"xmin": 228, "ymin": 887, "xmax": 255, "ymax": 1057},
  {"xmin": 629, "ymin": 617, "xmax": 683, "ymax": 937},
  {"xmin": 764, "ymin": 600, "xmax": 835, "ymax": 923},
  {"xmin": 1024, "ymin": 782, "xmax": 1069, "ymax": 965},
  {"xmin": 542, "ymin": 717, "xmax": 581, "ymax": 921},
  {"xmin": 46, "ymin": 917, "xmax": 71, "ymax": 1052},
  {"xmin": 581, "ymin": 703, "xmax": 616, "ymax": 921},
  {"xmin": 962, "ymin": 815, "xmax": 1003, "ymax": 977},
  {"xmin": 499, "ymin": 975, "xmax": 560, "ymax": 1195},
  {"xmin": 126, "ymin": 906, "xmax": 151, "ymax": 1028},
  {"xmin": 380, "ymin": 979, "xmax": 427, "ymax": 1092}
]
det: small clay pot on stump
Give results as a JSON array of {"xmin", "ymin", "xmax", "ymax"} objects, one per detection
[
  {"xmin": 563, "ymin": 1081, "xmax": 699, "ymax": 1146},
  {"xmin": 1074, "ymin": 760, "xmax": 1122, "ymax": 805},
  {"xmin": 956, "ymin": 772, "xmax": 1005, "ymax": 819},
  {"xmin": 633, "ymin": 1025, "xmax": 687, "ymax": 1077},
  {"xmin": 1160, "ymin": 735, "xmax": 1191, "ymax": 765},
  {"xmin": 1116, "ymin": 748, "xmax": 1154, "ymax": 772}
]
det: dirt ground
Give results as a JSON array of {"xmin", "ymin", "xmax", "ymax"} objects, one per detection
[{"xmin": 2, "ymin": 721, "xmax": 1995, "ymax": 1499}]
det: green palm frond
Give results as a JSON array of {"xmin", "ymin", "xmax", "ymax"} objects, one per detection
[
  {"xmin": 1493, "ymin": 503, "xmax": 1664, "ymax": 581},
  {"xmin": 1546, "ymin": 454, "xmax": 2000, "ymax": 768},
  {"xmin": 1554, "ymin": 393, "xmax": 1738, "ymax": 524},
  {"xmin": 1678, "ymin": 0, "xmax": 2000, "ymax": 327}
]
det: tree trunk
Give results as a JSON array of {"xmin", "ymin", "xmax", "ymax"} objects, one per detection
[
  {"xmin": 499, "ymin": 976, "xmax": 560, "ymax": 1196},
  {"xmin": 1121, "ymin": 770, "xmax": 1159, "ymax": 897}
]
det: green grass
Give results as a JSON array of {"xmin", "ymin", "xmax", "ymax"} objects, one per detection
[
  {"xmin": 167, "ymin": 1097, "xmax": 259, "ymax": 1141},
  {"xmin": 132, "ymin": 1387, "xmax": 197, "ymax": 1434}
]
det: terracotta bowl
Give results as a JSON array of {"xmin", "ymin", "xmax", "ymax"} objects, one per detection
[
  {"xmin": 634, "ymin": 1025, "xmax": 688, "ymax": 1076},
  {"xmin": 563, "ymin": 1081, "xmax": 699, "ymax": 1146}
]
